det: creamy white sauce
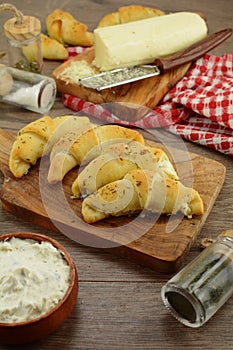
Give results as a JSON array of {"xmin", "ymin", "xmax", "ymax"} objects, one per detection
[{"xmin": 0, "ymin": 237, "xmax": 70, "ymax": 324}]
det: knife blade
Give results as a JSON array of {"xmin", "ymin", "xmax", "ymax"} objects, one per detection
[{"xmin": 79, "ymin": 28, "xmax": 232, "ymax": 91}]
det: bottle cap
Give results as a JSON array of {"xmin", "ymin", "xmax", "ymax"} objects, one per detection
[{"xmin": 4, "ymin": 15, "xmax": 41, "ymax": 42}]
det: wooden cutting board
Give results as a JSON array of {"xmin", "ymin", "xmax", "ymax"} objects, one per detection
[
  {"xmin": 0, "ymin": 128, "xmax": 226, "ymax": 273},
  {"xmin": 53, "ymin": 48, "xmax": 191, "ymax": 122}
]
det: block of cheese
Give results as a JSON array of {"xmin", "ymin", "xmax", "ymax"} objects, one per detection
[{"xmin": 93, "ymin": 12, "xmax": 208, "ymax": 71}]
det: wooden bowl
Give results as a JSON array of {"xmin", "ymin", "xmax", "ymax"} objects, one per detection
[{"xmin": 0, "ymin": 232, "xmax": 78, "ymax": 345}]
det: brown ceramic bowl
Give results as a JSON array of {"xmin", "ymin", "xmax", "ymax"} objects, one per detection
[{"xmin": 0, "ymin": 232, "xmax": 78, "ymax": 345}]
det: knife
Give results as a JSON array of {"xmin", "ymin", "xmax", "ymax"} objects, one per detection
[{"xmin": 79, "ymin": 28, "xmax": 232, "ymax": 91}]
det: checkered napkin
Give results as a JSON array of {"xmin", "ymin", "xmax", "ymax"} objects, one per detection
[{"xmin": 63, "ymin": 47, "xmax": 233, "ymax": 156}]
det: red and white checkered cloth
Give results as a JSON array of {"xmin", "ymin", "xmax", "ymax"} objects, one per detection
[{"xmin": 63, "ymin": 47, "xmax": 233, "ymax": 156}]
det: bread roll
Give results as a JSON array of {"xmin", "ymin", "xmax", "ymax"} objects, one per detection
[
  {"xmin": 72, "ymin": 142, "xmax": 178, "ymax": 198},
  {"xmin": 48, "ymin": 124, "xmax": 145, "ymax": 184},
  {"xmin": 22, "ymin": 34, "xmax": 68, "ymax": 61},
  {"xmin": 46, "ymin": 9, "xmax": 94, "ymax": 47},
  {"xmin": 40, "ymin": 34, "xmax": 68, "ymax": 60},
  {"xmin": 97, "ymin": 5, "xmax": 165, "ymax": 27},
  {"xmin": 9, "ymin": 115, "xmax": 73, "ymax": 178},
  {"xmin": 47, "ymin": 117, "xmax": 94, "ymax": 184},
  {"xmin": 81, "ymin": 169, "xmax": 204, "ymax": 223}
]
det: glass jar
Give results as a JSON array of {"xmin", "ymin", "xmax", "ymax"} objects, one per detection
[
  {"xmin": 0, "ymin": 65, "xmax": 56, "ymax": 114},
  {"xmin": 161, "ymin": 230, "xmax": 233, "ymax": 327},
  {"xmin": 4, "ymin": 14, "xmax": 43, "ymax": 73}
]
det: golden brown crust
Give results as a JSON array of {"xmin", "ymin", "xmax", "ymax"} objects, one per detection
[
  {"xmin": 9, "ymin": 115, "xmax": 72, "ymax": 178},
  {"xmin": 81, "ymin": 169, "xmax": 204, "ymax": 223},
  {"xmin": 72, "ymin": 143, "xmax": 178, "ymax": 198},
  {"xmin": 9, "ymin": 116, "xmax": 55, "ymax": 178},
  {"xmin": 48, "ymin": 124, "xmax": 145, "ymax": 184},
  {"xmin": 97, "ymin": 5, "xmax": 165, "ymax": 27},
  {"xmin": 22, "ymin": 33, "xmax": 68, "ymax": 61},
  {"xmin": 40, "ymin": 33, "xmax": 68, "ymax": 60},
  {"xmin": 46, "ymin": 9, "xmax": 94, "ymax": 46}
]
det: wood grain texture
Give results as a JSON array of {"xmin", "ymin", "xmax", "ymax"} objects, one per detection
[
  {"xmin": 53, "ymin": 47, "xmax": 191, "ymax": 121},
  {"xmin": 0, "ymin": 0, "xmax": 233, "ymax": 349},
  {"xmin": 0, "ymin": 128, "xmax": 225, "ymax": 273}
]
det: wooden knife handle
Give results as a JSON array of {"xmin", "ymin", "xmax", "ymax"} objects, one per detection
[{"xmin": 154, "ymin": 28, "xmax": 233, "ymax": 72}]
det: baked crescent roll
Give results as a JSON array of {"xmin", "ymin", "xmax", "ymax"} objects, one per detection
[
  {"xmin": 40, "ymin": 34, "xmax": 68, "ymax": 60},
  {"xmin": 48, "ymin": 124, "xmax": 145, "ymax": 184},
  {"xmin": 9, "ymin": 115, "xmax": 73, "ymax": 178},
  {"xmin": 45, "ymin": 116, "xmax": 92, "ymax": 154},
  {"xmin": 47, "ymin": 116, "xmax": 94, "ymax": 184},
  {"xmin": 46, "ymin": 9, "xmax": 94, "ymax": 47},
  {"xmin": 81, "ymin": 169, "xmax": 204, "ymax": 223},
  {"xmin": 22, "ymin": 34, "xmax": 68, "ymax": 61},
  {"xmin": 97, "ymin": 5, "xmax": 165, "ymax": 27},
  {"xmin": 72, "ymin": 142, "xmax": 178, "ymax": 198}
]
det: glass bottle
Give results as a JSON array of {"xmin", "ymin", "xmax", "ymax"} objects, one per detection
[
  {"xmin": 0, "ymin": 65, "xmax": 56, "ymax": 114},
  {"xmin": 161, "ymin": 230, "xmax": 233, "ymax": 327},
  {"xmin": 2, "ymin": 5, "xmax": 43, "ymax": 73}
]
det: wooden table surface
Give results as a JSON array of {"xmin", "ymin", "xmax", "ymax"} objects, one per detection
[{"xmin": 0, "ymin": 0, "xmax": 233, "ymax": 349}]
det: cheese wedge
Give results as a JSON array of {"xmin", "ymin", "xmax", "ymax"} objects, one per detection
[{"xmin": 93, "ymin": 12, "xmax": 208, "ymax": 71}]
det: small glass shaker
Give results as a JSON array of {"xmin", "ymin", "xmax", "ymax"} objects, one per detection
[
  {"xmin": 0, "ymin": 65, "xmax": 56, "ymax": 114},
  {"xmin": 2, "ymin": 4, "xmax": 43, "ymax": 73},
  {"xmin": 161, "ymin": 230, "xmax": 233, "ymax": 327}
]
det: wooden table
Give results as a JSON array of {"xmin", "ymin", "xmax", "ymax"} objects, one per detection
[{"xmin": 0, "ymin": 0, "xmax": 233, "ymax": 349}]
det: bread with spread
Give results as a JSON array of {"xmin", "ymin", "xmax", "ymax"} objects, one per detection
[{"xmin": 81, "ymin": 169, "xmax": 204, "ymax": 223}]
